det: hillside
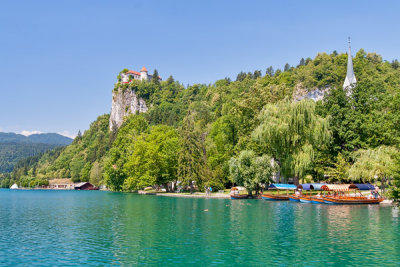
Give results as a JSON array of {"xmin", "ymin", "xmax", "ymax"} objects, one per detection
[
  {"xmin": 0, "ymin": 132, "xmax": 73, "ymax": 145},
  {"xmin": 0, "ymin": 132, "xmax": 73, "ymax": 173},
  {"xmin": 4, "ymin": 49, "xmax": 400, "ymax": 198}
]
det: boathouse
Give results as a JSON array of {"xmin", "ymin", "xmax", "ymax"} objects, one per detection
[{"xmin": 74, "ymin": 182, "xmax": 95, "ymax": 190}]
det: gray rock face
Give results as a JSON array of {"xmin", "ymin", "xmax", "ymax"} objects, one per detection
[
  {"xmin": 293, "ymin": 83, "xmax": 330, "ymax": 102},
  {"xmin": 109, "ymin": 88, "xmax": 148, "ymax": 130}
]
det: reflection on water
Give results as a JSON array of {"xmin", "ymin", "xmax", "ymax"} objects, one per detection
[
  {"xmin": 392, "ymin": 206, "xmax": 399, "ymax": 218},
  {"xmin": 0, "ymin": 189, "xmax": 399, "ymax": 266}
]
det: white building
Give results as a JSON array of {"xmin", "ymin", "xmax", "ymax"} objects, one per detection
[{"xmin": 121, "ymin": 66, "xmax": 161, "ymax": 83}]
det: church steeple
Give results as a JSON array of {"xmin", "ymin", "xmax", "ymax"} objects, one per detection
[{"xmin": 343, "ymin": 37, "xmax": 357, "ymax": 93}]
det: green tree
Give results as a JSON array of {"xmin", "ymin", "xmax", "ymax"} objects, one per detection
[
  {"xmin": 123, "ymin": 125, "xmax": 181, "ymax": 191},
  {"xmin": 70, "ymin": 155, "xmax": 85, "ymax": 182},
  {"xmin": 253, "ymin": 100, "xmax": 330, "ymax": 184},
  {"xmin": 298, "ymin": 58, "xmax": 305, "ymax": 67},
  {"xmin": 166, "ymin": 75, "xmax": 175, "ymax": 84},
  {"xmin": 177, "ymin": 112, "xmax": 205, "ymax": 193},
  {"xmin": 104, "ymin": 115, "xmax": 149, "ymax": 191},
  {"xmin": 325, "ymin": 153, "xmax": 350, "ymax": 182},
  {"xmin": 253, "ymin": 70, "xmax": 262, "ymax": 79},
  {"xmin": 76, "ymin": 130, "xmax": 82, "ymax": 141},
  {"xmin": 152, "ymin": 69, "xmax": 160, "ymax": 85},
  {"xmin": 265, "ymin": 66, "xmax": 274, "ymax": 76},
  {"xmin": 229, "ymin": 150, "xmax": 275, "ymax": 196},
  {"xmin": 391, "ymin": 59, "xmax": 400, "ymax": 69},
  {"xmin": 236, "ymin": 72, "xmax": 247, "ymax": 81},
  {"xmin": 89, "ymin": 161, "xmax": 102, "ymax": 186},
  {"xmin": 349, "ymin": 146, "xmax": 398, "ymax": 192}
]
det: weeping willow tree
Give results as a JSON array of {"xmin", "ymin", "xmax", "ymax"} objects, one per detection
[
  {"xmin": 348, "ymin": 146, "xmax": 398, "ymax": 192},
  {"xmin": 252, "ymin": 99, "xmax": 330, "ymax": 185}
]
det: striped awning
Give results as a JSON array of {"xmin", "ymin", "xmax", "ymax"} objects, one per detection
[{"xmin": 320, "ymin": 184, "xmax": 358, "ymax": 191}]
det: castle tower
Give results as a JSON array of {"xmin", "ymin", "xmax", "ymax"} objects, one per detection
[
  {"xmin": 140, "ymin": 66, "xmax": 148, "ymax": 81},
  {"xmin": 343, "ymin": 37, "xmax": 357, "ymax": 95}
]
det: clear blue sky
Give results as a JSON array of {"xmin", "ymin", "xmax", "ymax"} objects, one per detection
[{"xmin": 0, "ymin": 0, "xmax": 399, "ymax": 138}]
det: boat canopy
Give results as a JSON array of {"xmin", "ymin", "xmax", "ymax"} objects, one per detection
[
  {"xmin": 297, "ymin": 184, "xmax": 312, "ymax": 190},
  {"xmin": 354, "ymin": 184, "xmax": 375, "ymax": 190},
  {"xmin": 269, "ymin": 184, "xmax": 297, "ymax": 190},
  {"xmin": 320, "ymin": 184, "xmax": 357, "ymax": 191},
  {"xmin": 311, "ymin": 183, "xmax": 326, "ymax": 190},
  {"xmin": 297, "ymin": 183, "xmax": 326, "ymax": 190}
]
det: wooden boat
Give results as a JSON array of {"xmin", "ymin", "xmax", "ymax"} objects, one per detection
[
  {"xmin": 288, "ymin": 195, "xmax": 300, "ymax": 202},
  {"xmin": 262, "ymin": 194, "xmax": 289, "ymax": 201},
  {"xmin": 323, "ymin": 196, "xmax": 383, "ymax": 205},
  {"xmin": 299, "ymin": 196, "xmax": 312, "ymax": 203},
  {"xmin": 311, "ymin": 196, "xmax": 325, "ymax": 204},
  {"xmin": 230, "ymin": 194, "xmax": 249, "ymax": 200}
]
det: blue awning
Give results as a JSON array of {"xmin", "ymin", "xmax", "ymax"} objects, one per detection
[
  {"xmin": 298, "ymin": 184, "xmax": 312, "ymax": 190},
  {"xmin": 354, "ymin": 184, "xmax": 375, "ymax": 190},
  {"xmin": 297, "ymin": 183, "xmax": 326, "ymax": 190},
  {"xmin": 269, "ymin": 184, "xmax": 297, "ymax": 190}
]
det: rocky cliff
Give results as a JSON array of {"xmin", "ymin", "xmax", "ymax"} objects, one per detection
[{"xmin": 109, "ymin": 88, "xmax": 148, "ymax": 130}]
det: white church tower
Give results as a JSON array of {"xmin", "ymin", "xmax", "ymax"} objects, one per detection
[{"xmin": 343, "ymin": 37, "xmax": 357, "ymax": 96}]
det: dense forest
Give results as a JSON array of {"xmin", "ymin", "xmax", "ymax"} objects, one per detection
[
  {"xmin": 0, "ymin": 133, "xmax": 72, "ymax": 173},
  {"xmin": 0, "ymin": 143, "xmax": 59, "ymax": 173},
  {"xmin": 3, "ymin": 49, "xmax": 400, "ymax": 199}
]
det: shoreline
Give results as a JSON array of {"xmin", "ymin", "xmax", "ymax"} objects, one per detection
[
  {"xmin": 139, "ymin": 191, "xmax": 395, "ymax": 204},
  {"xmin": 138, "ymin": 191, "xmax": 230, "ymax": 199},
  {"xmin": 4, "ymin": 189, "xmax": 396, "ymax": 205}
]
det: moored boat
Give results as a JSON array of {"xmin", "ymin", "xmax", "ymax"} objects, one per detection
[
  {"xmin": 311, "ymin": 196, "xmax": 325, "ymax": 204},
  {"xmin": 288, "ymin": 195, "xmax": 300, "ymax": 202},
  {"xmin": 299, "ymin": 196, "xmax": 312, "ymax": 203},
  {"xmin": 230, "ymin": 194, "xmax": 249, "ymax": 200},
  {"xmin": 262, "ymin": 184, "xmax": 296, "ymax": 201},
  {"xmin": 262, "ymin": 194, "xmax": 289, "ymax": 201},
  {"xmin": 324, "ymin": 196, "xmax": 383, "ymax": 205}
]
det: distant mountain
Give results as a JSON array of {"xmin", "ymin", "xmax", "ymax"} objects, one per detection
[
  {"xmin": 0, "ymin": 132, "xmax": 73, "ymax": 146},
  {"xmin": 0, "ymin": 132, "xmax": 73, "ymax": 173}
]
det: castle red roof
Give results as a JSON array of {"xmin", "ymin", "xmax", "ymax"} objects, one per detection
[
  {"xmin": 141, "ymin": 66, "xmax": 148, "ymax": 72},
  {"xmin": 126, "ymin": 70, "xmax": 140, "ymax": 75}
]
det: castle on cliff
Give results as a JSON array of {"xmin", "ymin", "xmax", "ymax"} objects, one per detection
[
  {"xmin": 110, "ymin": 66, "xmax": 162, "ymax": 130},
  {"xmin": 120, "ymin": 66, "xmax": 161, "ymax": 83}
]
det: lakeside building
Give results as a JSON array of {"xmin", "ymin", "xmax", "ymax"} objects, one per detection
[
  {"xmin": 48, "ymin": 178, "xmax": 75, "ymax": 189},
  {"xmin": 74, "ymin": 182, "xmax": 95, "ymax": 190},
  {"xmin": 121, "ymin": 66, "xmax": 162, "ymax": 83},
  {"xmin": 42, "ymin": 179, "xmax": 96, "ymax": 190}
]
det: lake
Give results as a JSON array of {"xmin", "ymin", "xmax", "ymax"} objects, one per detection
[{"xmin": 0, "ymin": 189, "xmax": 399, "ymax": 266}]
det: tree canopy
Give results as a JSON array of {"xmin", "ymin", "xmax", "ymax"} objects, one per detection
[
  {"xmin": 252, "ymin": 100, "xmax": 330, "ymax": 184},
  {"xmin": 5, "ymin": 49, "xmax": 400, "ymax": 199}
]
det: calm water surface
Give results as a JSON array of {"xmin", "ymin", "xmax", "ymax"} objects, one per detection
[{"xmin": 0, "ymin": 189, "xmax": 399, "ymax": 266}]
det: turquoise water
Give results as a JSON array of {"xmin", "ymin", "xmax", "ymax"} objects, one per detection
[{"xmin": 0, "ymin": 189, "xmax": 399, "ymax": 266}]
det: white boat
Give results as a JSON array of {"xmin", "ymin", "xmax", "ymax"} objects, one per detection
[{"xmin": 10, "ymin": 184, "xmax": 19, "ymax": 189}]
